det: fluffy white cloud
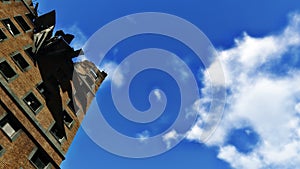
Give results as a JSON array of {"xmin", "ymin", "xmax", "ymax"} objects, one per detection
[
  {"xmin": 153, "ymin": 89, "xmax": 162, "ymax": 101},
  {"xmin": 162, "ymin": 129, "xmax": 180, "ymax": 149},
  {"xmin": 101, "ymin": 61, "xmax": 125, "ymax": 87},
  {"xmin": 187, "ymin": 13, "xmax": 300, "ymax": 169},
  {"xmin": 136, "ymin": 130, "xmax": 150, "ymax": 143},
  {"xmin": 218, "ymin": 146, "xmax": 263, "ymax": 169},
  {"xmin": 295, "ymin": 103, "xmax": 300, "ymax": 114}
]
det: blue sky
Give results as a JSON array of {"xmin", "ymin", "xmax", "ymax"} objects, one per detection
[{"xmin": 37, "ymin": 1, "xmax": 300, "ymax": 169}]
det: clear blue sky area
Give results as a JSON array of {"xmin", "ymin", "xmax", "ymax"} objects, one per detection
[
  {"xmin": 37, "ymin": 1, "xmax": 300, "ymax": 169},
  {"xmin": 38, "ymin": 0, "xmax": 300, "ymax": 49}
]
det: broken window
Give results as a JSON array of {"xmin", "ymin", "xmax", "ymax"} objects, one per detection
[
  {"xmin": 2, "ymin": 19, "xmax": 20, "ymax": 36},
  {"xmin": 14, "ymin": 15, "xmax": 31, "ymax": 32},
  {"xmin": 36, "ymin": 82, "xmax": 50, "ymax": 99},
  {"xmin": 30, "ymin": 149, "xmax": 51, "ymax": 169},
  {"xmin": 63, "ymin": 110, "xmax": 74, "ymax": 128},
  {"xmin": 24, "ymin": 47, "xmax": 35, "ymax": 61},
  {"xmin": 26, "ymin": 13, "xmax": 35, "ymax": 23},
  {"xmin": 67, "ymin": 100, "xmax": 79, "ymax": 115},
  {"xmin": 12, "ymin": 53, "xmax": 30, "ymax": 71},
  {"xmin": 0, "ymin": 60, "xmax": 17, "ymax": 81},
  {"xmin": 0, "ymin": 29, "xmax": 7, "ymax": 41},
  {"xmin": 24, "ymin": 93, "xmax": 42, "ymax": 113},
  {"xmin": 0, "ymin": 113, "xmax": 21, "ymax": 140},
  {"xmin": 50, "ymin": 123, "xmax": 65, "ymax": 143}
]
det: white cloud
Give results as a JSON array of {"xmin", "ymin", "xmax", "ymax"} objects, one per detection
[
  {"xmin": 186, "ymin": 122, "xmax": 205, "ymax": 143},
  {"xmin": 153, "ymin": 89, "xmax": 162, "ymax": 101},
  {"xmin": 101, "ymin": 61, "xmax": 125, "ymax": 87},
  {"xmin": 136, "ymin": 130, "xmax": 150, "ymax": 143},
  {"xmin": 295, "ymin": 103, "xmax": 300, "ymax": 114},
  {"xmin": 218, "ymin": 146, "xmax": 263, "ymax": 169},
  {"xmin": 187, "ymin": 13, "xmax": 300, "ymax": 169},
  {"xmin": 162, "ymin": 130, "xmax": 180, "ymax": 149},
  {"xmin": 204, "ymin": 59, "xmax": 226, "ymax": 86}
]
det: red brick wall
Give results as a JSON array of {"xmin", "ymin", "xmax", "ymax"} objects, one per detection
[{"xmin": 0, "ymin": 1, "xmax": 82, "ymax": 168}]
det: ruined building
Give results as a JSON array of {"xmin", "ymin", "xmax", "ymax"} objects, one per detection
[{"xmin": 0, "ymin": 1, "xmax": 107, "ymax": 168}]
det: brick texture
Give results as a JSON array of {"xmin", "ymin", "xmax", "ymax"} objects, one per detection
[{"xmin": 0, "ymin": 1, "xmax": 106, "ymax": 168}]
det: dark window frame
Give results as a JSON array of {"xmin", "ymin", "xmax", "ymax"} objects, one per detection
[
  {"xmin": 0, "ymin": 112, "xmax": 22, "ymax": 142},
  {"xmin": 1, "ymin": 18, "xmax": 20, "ymax": 36},
  {"xmin": 14, "ymin": 15, "xmax": 31, "ymax": 32},
  {"xmin": 0, "ymin": 28, "xmax": 7, "ymax": 42},
  {"xmin": 11, "ymin": 52, "xmax": 31, "ymax": 72},
  {"xmin": 0, "ymin": 59, "xmax": 18, "ymax": 82},
  {"xmin": 28, "ymin": 147, "xmax": 52, "ymax": 169},
  {"xmin": 63, "ymin": 110, "xmax": 74, "ymax": 129},
  {"xmin": 67, "ymin": 99, "xmax": 79, "ymax": 116},
  {"xmin": 49, "ymin": 122, "xmax": 65, "ymax": 144},
  {"xmin": 25, "ymin": 13, "xmax": 35, "ymax": 23},
  {"xmin": 23, "ymin": 92, "xmax": 43, "ymax": 115},
  {"xmin": 36, "ymin": 81, "xmax": 50, "ymax": 99},
  {"xmin": 24, "ymin": 46, "xmax": 36, "ymax": 62}
]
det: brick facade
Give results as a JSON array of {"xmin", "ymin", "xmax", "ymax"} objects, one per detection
[{"xmin": 0, "ymin": 1, "xmax": 106, "ymax": 168}]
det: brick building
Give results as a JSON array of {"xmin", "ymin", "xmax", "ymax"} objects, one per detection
[{"xmin": 0, "ymin": 1, "xmax": 106, "ymax": 168}]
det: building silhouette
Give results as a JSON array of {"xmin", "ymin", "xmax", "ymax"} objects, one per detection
[{"xmin": 0, "ymin": 1, "xmax": 106, "ymax": 168}]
